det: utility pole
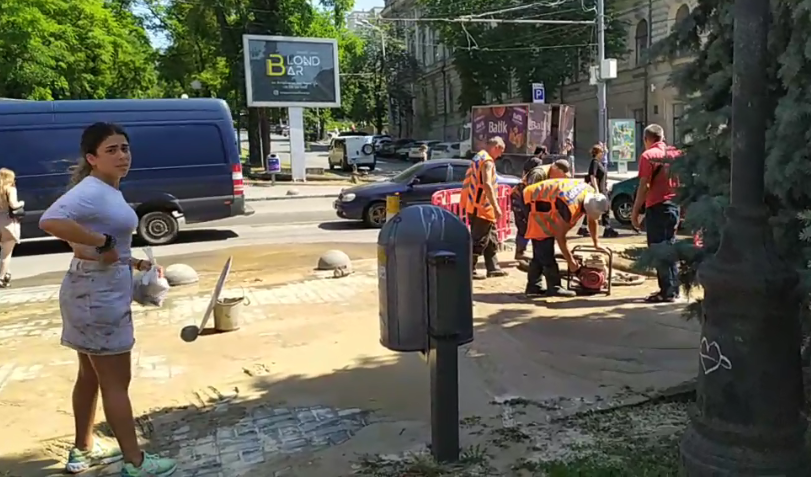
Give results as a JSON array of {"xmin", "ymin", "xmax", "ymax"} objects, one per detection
[
  {"xmin": 595, "ymin": 0, "xmax": 608, "ymax": 157},
  {"xmin": 679, "ymin": 0, "xmax": 809, "ymax": 473}
]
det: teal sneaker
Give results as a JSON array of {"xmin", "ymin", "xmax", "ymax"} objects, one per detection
[
  {"xmin": 120, "ymin": 452, "xmax": 177, "ymax": 477},
  {"xmin": 65, "ymin": 441, "xmax": 124, "ymax": 473}
]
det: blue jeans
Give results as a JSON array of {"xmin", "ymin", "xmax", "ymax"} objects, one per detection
[
  {"xmin": 516, "ymin": 233, "xmax": 529, "ymax": 249},
  {"xmin": 645, "ymin": 202, "xmax": 680, "ymax": 298}
]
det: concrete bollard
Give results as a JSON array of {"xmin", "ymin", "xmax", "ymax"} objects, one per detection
[{"xmin": 386, "ymin": 194, "xmax": 400, "ymax": 222}]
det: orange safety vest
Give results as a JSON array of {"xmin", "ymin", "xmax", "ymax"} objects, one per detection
[
  {"xmin": 460, "ymin": 150, "xmax": 497, "ymax": 222},
  {"xmin": 523, "ymin": 178, "xmax": 594, "ymax": 240}
]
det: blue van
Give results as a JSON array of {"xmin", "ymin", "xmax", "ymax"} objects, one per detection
[{"xmin": 0, "ymin": 98, "xmax": 248, "ymax": 245}]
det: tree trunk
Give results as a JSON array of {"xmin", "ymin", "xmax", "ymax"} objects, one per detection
[
  {"xmin": 259, "ymin": 108, "xmax": 270, "ymax": 159},
  {"xmin": 248, "ymin": 108, "xmax": 262, "ymax": 167}
]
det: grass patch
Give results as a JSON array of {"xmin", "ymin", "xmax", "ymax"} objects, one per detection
[{"xmin": 351, "ymin": 400, "xmax": 688, "ymax": 476}]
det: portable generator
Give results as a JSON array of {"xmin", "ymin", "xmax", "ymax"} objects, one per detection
[{"xmin": 565, "ymin": 245, "xmax": 613, "ymax": 296}]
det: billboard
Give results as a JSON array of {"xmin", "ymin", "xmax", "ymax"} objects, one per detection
[
  {"xmin": 472, "ymin": 105, "xmax": 529, "ymax": 155},
  {"xmin": 609, "ymin": 119, "xmax": 637, "ymax": 162},
  {"xmin": 242, "ymin": 35, "xmax": 341, "ymax": 108}
]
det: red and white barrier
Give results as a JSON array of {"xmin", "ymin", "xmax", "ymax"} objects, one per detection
[{"xmin": 431, "ymin": 185, "xmax": 514, "ymax": 243}]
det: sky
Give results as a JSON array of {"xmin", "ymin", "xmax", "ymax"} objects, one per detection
[{"xmin": 354, "ymin": 0, "xmax": 383, "ymax": 11}]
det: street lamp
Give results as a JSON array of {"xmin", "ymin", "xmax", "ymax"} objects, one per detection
[{"xmin": 678, "ymin": 0, "xmax": 809, "ymax": 474}]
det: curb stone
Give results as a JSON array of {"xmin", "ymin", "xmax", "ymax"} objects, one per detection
[{"xmin": 246, "ymin": 193, "xmax": 338, "ymax": 202}]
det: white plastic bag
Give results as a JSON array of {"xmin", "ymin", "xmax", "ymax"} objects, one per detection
[{"xmin": 132, "ymin": 247, "xmax": 170, "ymax": 307}]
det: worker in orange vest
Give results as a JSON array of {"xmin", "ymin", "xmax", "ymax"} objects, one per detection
[
  {"xmin": 459, "ymin": 136, "xmax": 508, "ymax": 280},
  {"xmin": 522, "ymin": 178, "xmax": 610, "ymax": 296}
]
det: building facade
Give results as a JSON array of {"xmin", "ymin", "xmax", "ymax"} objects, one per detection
[
  {"xmin": 347, "ymin": 7, "xmax": 383, "ymax": 33},
  {"xmin": 382, "ymin": 0, "xmax": 695, "ymax": 157}
]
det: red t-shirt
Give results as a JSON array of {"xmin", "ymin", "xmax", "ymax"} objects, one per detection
[{"xmin": 638, "ymin": 141, "xmax": 680, "ymax": 207}]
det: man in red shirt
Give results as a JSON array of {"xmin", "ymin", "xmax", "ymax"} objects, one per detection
[{"xmin": 631, "ymin": 124, "xmax": 680, "ymax": 303}]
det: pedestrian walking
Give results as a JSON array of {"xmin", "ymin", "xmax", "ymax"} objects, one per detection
[
  {"xmin": 460, "ymin": 136, "xmax": 509, "ymax": 279},
  {"xmin": 631, "ymin": 124, "xmax": 681, "ymax": 303},
  {"xmin": 39, "ymin": 122, "xmax": 177, "ymax": 477},
  {"xmin": 563, "ymin": 138, "xmax": 575, "ymax": 176},
  {"xmin": 579, "ymin": 143, "xmax": 618, "ymax": 238},
  {"xmin": 0, "ymin": 167, "xmax": 24, "ymax": 288}
]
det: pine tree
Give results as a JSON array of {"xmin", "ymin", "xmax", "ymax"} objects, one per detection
[{"xmin": 635, "ymin": 0, "xmax": 807, "ymax": 321}]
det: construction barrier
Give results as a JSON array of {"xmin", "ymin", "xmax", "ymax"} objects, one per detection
[{"xmin": 431, "ymin": 185, "xmax": 514, "ymax": 243}]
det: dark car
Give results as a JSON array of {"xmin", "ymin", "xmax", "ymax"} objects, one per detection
[
  {"xmin": 379, "ymin": 138, "xmax": 414, "ymax": 158},
  {"xmin": 333, "ymin": 159, "xmax": 520, "ymax": 228}
]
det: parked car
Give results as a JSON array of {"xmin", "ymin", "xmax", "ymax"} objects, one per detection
[
  {"xmin": 408, "ymin": 140, "xmax": 441, "ymax": 162},
  {"xmin": 333, "ymin": 159, "xmax": 520, "ymax": 228},
  {"xmin": 431, "ymin": 142, "xmax": 462, "ymax": 160},
  {"xmin": 0, "ymin": 98, "xmax": 251, "ymax": 245},
  {"xmin": 607, "ymin": 176, "xmax": 637, "ymax": 225},
  {"xmin": 378, "ymin": 138, "xmax": 412, "ymax": 157},
  {"xmin": 328, "ymin": 136, "xmax": 376, "ymax": 171},
  {"xmin": 274, "ymin": 124, "xmax": 289, "ymax": 136},
  {"xmin": 372, "ymin": 134, "xmax": 392, "ymax": 151}
]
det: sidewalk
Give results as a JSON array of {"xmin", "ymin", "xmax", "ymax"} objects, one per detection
[{"xmin": 0, "ymin": 244, "xmax": 697, "ymax": 476}]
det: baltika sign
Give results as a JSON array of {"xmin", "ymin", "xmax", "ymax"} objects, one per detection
[{"xmin": 242, "ymin": 35, "xmax": 341, "ymax": 108}]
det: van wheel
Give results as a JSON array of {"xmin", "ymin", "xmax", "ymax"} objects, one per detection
[
  {"xmin": 328, "ymin": 162, "xmax": 336, "ymax": 170},
  {"xmin": 138, "ymin": 211, "xmax": 179, "ymax": 245},
  {"xmin": 368, "ymin": 159, "xmax": 376, "ymax": 171}
]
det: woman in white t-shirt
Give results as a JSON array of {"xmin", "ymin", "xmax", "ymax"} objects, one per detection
[{"xmin": 39, "ymin": 123, "xmax": 177, "ymax": 477}]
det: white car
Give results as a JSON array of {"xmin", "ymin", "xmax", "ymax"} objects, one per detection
[
  {"xmin": 430, "ymin": 142, "xmax": 462, "ymax": 160},
  {"xmin": 328, "ymin": 136, "xmax": 376, "ymax": 171},
  {"xmin": 408, "ymin": 140, "xmax": 441, "ymax": 162}
]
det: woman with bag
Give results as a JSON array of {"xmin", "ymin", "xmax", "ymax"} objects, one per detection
[
  {"xmin": 0, "ymin": 168, "xmax": 24, "ymax": 288},
  {"xmin": 38, "ymin": 123, "xmax": 176, "ymax": 477}
]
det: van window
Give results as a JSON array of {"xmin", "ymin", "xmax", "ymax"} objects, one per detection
[
  {"xmin": 0, "ymin": 128, "xmax": 84, "ymax": 176},
  {"xmin": 126, "ymin": 124, "xmax": 226, "ymax": 169}
]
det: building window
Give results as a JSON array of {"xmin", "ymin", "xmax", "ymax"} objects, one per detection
[
  {"xmin": 673, "ymin": 5, "xmax": 690, "ymax": 56},
  {"xmin": 635, "ymin": 19, "xmax": 649, "ymax": 66},
  {"xmin": 673, "ymin": 103, "xmax": 685, "ymax": 142}
]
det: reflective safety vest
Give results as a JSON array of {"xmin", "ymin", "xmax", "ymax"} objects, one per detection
[
  {"xmin": 522, "ymin": 178, "xmax": 594, "ymax": 240},
  {"xmin": 460, "ymin": 150, "xmax": 497, "ymax": 222}
]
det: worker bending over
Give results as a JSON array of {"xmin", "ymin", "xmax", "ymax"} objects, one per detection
[
  {"xmin": 512, "ymin": 158, "xmax": 571, "ymax": 263},
  {"xmin": 523, "ymin": 178, "xmax": 610, "ymax": 297}
]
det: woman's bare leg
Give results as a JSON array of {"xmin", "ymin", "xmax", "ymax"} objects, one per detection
[
  {"xmin": 87, "ymin": 352, "xmax": 142, "ymax": 466},
  {"xmin": 0, "ymin": 239, "xmax": 15, "ymax": 278},
  {"xmin": 73, "ymin": 352, "xmax": 99, "ymax": 450}
]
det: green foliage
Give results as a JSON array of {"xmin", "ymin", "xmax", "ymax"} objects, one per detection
[
  {"xmin": 636, "ymin": 0, "xmax": 811, "ymax": 321},
  {"xmin": 0, "ymin": 0, "xmax": 160, "ymax": 100},
  {"xmin": 419, "ymin": 0, "xmax": 627, "ymax": 113}
]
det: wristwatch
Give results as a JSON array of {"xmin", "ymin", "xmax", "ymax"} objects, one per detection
[{"xmin": 96, "ymin": 233, "xmax": 116, "ymax": 254}]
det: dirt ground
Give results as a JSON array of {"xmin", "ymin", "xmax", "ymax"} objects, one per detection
[{"xmin": 0, "ymin": 241, "xmax": 699, "ymax": 476}]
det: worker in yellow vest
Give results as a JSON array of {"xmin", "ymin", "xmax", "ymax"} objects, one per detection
[
  {"xmin": 459, "ymin": 136, "xmax": 508, "ymax": 279},
  {"xmin": 522, "ymin": 178, "xmax": 609, "ymax": 296}
]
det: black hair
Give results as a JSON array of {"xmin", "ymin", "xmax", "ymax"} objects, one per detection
[
  {"xmin": 80, "ymin": 122, "xmax": 129, "ymax": 157},
  {"xmin": 69, "ymin": 122, "xmax": 129, "ymax": 188}
]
